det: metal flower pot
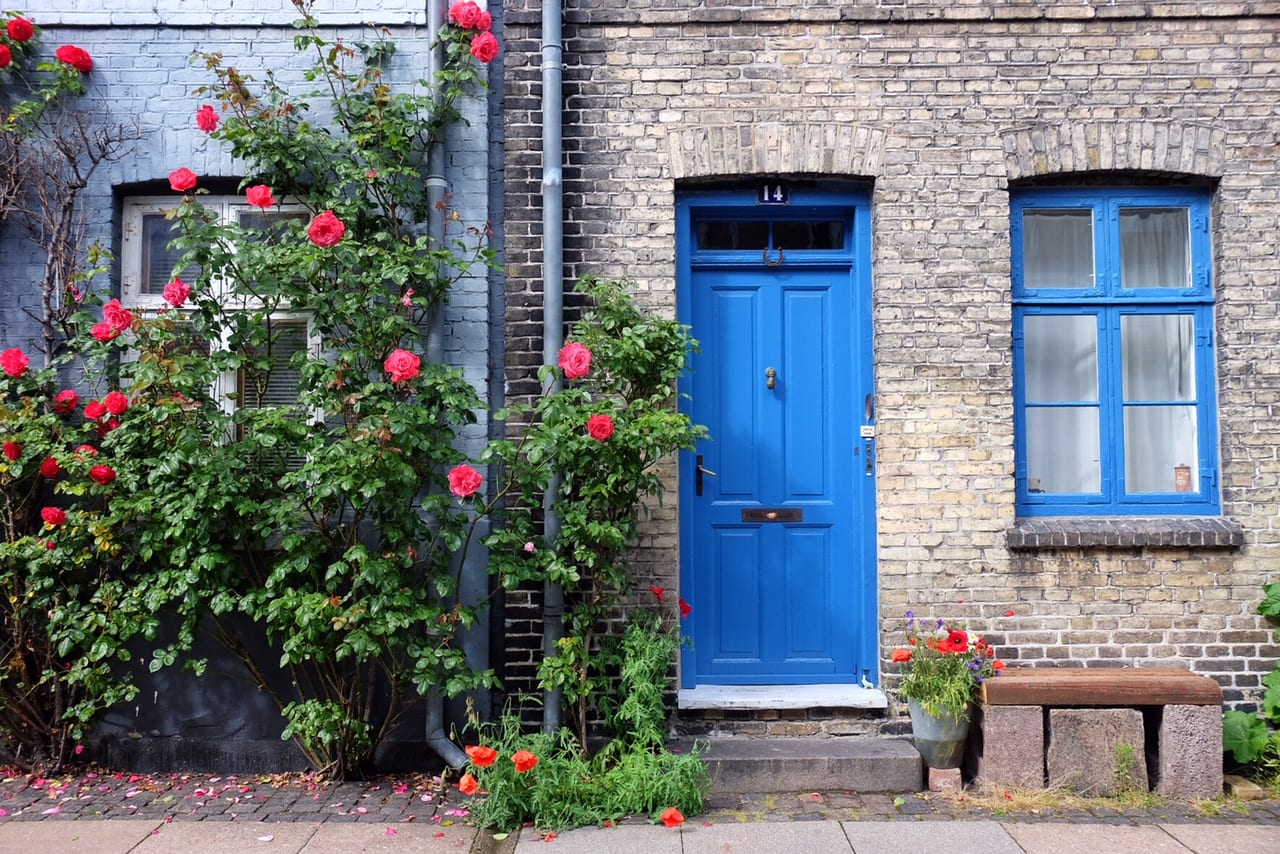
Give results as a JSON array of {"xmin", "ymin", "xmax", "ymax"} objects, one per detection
[{"xmin": 907, "ymin": 698, "xmax": 971, "ymax": 770}]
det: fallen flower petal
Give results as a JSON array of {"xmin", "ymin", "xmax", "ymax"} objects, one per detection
[{"xmin": 660, "ymin": 806, "xmax": 684, "ymax": 827}]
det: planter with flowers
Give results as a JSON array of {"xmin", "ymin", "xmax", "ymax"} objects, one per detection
[{"xmin": 891, "ymin": 611, "xmax": 1005, "ymax": 769}]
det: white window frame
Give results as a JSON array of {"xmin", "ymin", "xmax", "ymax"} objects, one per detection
[{"xmin": 122, "ymin": 196, "xmax": 320, "ymax": 418}]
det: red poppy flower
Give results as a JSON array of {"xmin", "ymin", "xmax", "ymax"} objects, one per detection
[
  {"xmin": 660, "ymin": 807, "xmax": 685, "ymax": 827},
  {"xmin": 458, "ymin": 773, "xmax": 479, "ymax": 795},
  {"xmin": 511, "ymin": 749, "xmax": 538, "ymax": 773},
  {"xmin": 465, "ymin": 744, "xmax": 497, "ymax": 768},
  {"xmin": 679, "ymin": 598, "xmax": 692, "ymax": 619},
  {"xmin": 993, "ymin": 659, "xmax": 1006, "ymax": 671},
  {"xmin": 648, "ymin": 585, "xmax": 665, "ymax": 604},
  {"xmin": 1004, "ymin": 609, "xmax": 1016, "ymax": 617},
  {"xmin": 890, "ymin": 648, "xmax": 912, "ymax": 663},
  {"xmin": 944, "ymin": 629, "xmax": 969, "ymax": 653}
]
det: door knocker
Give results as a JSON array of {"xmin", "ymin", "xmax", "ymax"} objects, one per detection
[
  {"xmin": 762, "ymin": 246, "xmax": 784, "ymax": 267},
  {"xmin": 765, "ymin": 367, "xmax": 777, "ymax": 390}
]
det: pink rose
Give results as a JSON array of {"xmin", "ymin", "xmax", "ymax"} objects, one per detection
[
  {"xmin": 307, "ymin": 210, "xmax": 346, "ymax": 247},
  {"xmin": 84, "ymin": 400, "xmax": 107, "ymax": 420},
  {"xmin": 449, "ymin": 1, "xmax": 482, "ymax": 29},
  {"xmin": 55, "ymin": 45, "xmax": 92, "ymax": 74},
  {"xmin": 246, "ymin": 185, "xmax": 276, "ymax": 210},
  {"xmin": 53, "ymin": 389, "xmax": 79, "ymax": 414},
  {"xmin": 384, "ymin": 348, "xmax": 421, "ymax": 383},
  {"xmin": 0, "ymin": 45, "xmax": 12, "ymax": 70},
  {"xmin": 586, "ymin": 413, "xmax": 614, "ymax": 441},
  {"xmin": 169, "ymin": 167, "xmax": 197, "ymax": 193},
  {"xmin": 40, "ymin": 507, "xmax": 67, "ymax": 527},
  {"xmin": 558, "ymin": 342, "xmax": 591, "ymax": 380},
  {"xmin": 195, "ymin": 104, "xmax": 219, "ymax": 133},
  {"xmin": 0, "ymin": 347, "xmax": 29, "ymax": 377},
  {"xmin": 91, "ymin": 322, "xmax": 119, "ymax": 343},
  {"xmin": 447, "ymin": 464, "xmax": 483, "ymax": 498},
  {"xmin": 2, "ymin": 441, "xmax": 19, "ymax": 461},
  {"xmin": 477, "ymin": 9, "xmax": 493, "ymax": 30},
  {"xmin": 89, "ymin": 464, "xmax": 116, "ymax": 486},
  {"xmin": 102, "ymin": 298, "xmax": 134, "ymax": 331},
  {"xmin": 162, "ymin": 277, "xmax": 191, "ymax": 308},
  {"xmin": 7, "ymin": 17, "xmax": 34, "ymax": 43},
  {"xmin": 40, "ymin": 457, "xmax": 61, "ymax": 478},
  {"xmin": 470, "ymin": 31, "xmax": 499, "ymax": 63},
  {"xmin": 523, "ymin": 542, "xmax": 536, "ymax": 554},
  {"xmin": 103, "ymin": 391, "xmax": 129, "ymax": 416}
]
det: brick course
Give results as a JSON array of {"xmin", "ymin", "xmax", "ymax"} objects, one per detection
[{"xmin": 501, "ymin": 0, "xmax": 1280, "ymax": 716}]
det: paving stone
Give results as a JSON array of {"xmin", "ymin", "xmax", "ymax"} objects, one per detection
[
  {"xmin": 1047, "ymin": 708, "xmax": 1147, "ymax": 796},
  {"xmin": 843, "ymin": 820, "xmax": 1023, "ymax": 854}
]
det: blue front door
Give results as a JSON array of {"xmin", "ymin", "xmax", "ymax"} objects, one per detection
[{"xmin": 678, "ymin": 187, "xmax": 876, "ymax": 687}]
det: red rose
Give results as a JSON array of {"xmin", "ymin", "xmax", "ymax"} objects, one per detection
[
  {"xmin": 7, "ymin": 17, "xmax": 34, "ymax": 43},
  {"xmin": 74, "ymin": 444, "xmax": 97, "ymax": 460},
  {"xmin": 96, "ymin": 418, "xmax": 120, "ymax": 438},
  {"xmin": 557, "ymin": 342, "xmax": 591, "ymax": 379},
  {"xmin": 168, "ymin": 167, "xmax": 197, "ymax": 193},
  {"xmin": 162, "ymin": 277, "xmax": 191, "ymax": 307},
  {"xmin": 0, "ymin": 45, "xmax": 12, "ymax": 70},
  {"xmin": 470, "ymin": 31, "xmax": 499, "ymax": 63},
  {"xmin": 89, "ymin": 464, "xmax": 116, "ymax": 485},
  {"xmin": 307, "ymin": 210, "xmax": 346, "ymax": 247},
  {"xmin": 40, "ymin": 507, "xmax": 67, "ymax": 527},
  {"xmin": 245, "ymin": 184, "xmax": 275, "ymax": 210},
  {"xmin": 40, "ymin": 457, "xmax": 61, "ymax": 478},
  {"xmin": 55, "ymin": 45, "xmax": 92, "ymax": 74},
  {"xmin": 104, "ymin": 391, "xmax": 129, "ymax": 416},
  {"xmin": 477, "ymin": 10, "xmax": 493, "ymax": 30},
  {"xmin": 102, "ymin": 298, "xmax": 134, "ymax": 331},
  {"xmin": 2, "ymin": 441, "xmax": 19, "ymax": 461},
  {"xmin": 586, "ymin": 413, "xmax": 614, "ymax": 441},
  {"xmin": 91, "ymin": 322, "xmax": 119, "ymax": 343},
  {"xmin": 383, "ymin": 348, "xmax": 421, "ymax": 383},
  {"xmin": 84, "ymin": 400, "xmax": 107, "ymax": 420},
  {"xmin": 53, "ymin": 389, "xmax": 79, "ymax": 414},
  {"xmin": 660, "ymin": 807, "xmax": 685, "ymax": 828},
  {"xmin": 0, "ymin": 347, "xmax": 29, "ymax": 377},
  {"xmin": 511, "ymin": 749, "xmax": 538, "ymax": 773},
  {"xmin": 448, "ymin": 1, "xmax": 482, "ymax": 29},
  {"xmin": 458, "ymin": 773, "xmax": 479, "ymax": 795},
  {"xmin": 195, "ymin": 104, "xmax": 219, "ymax": 133},
  {"xmin": 465, "ymin": 744, "xmax": 498, "ymax": 768},
  {"xmin": 447, "ymin": 464, "xmax": 482, "ymax": 498}
]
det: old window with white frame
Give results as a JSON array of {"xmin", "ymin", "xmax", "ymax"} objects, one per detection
[{"xmin": 121, "ymin": 196, "xmax": 315, "ymax": 416}]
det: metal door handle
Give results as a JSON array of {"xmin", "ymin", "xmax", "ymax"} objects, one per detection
[{"xmin": 696, "ymin": 454, "xmax": 717, "ymax": 496}]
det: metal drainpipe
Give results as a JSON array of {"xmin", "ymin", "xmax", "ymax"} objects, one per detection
[
  {"xmin": 423, "ymin": 0, "xmax": 469, "ymax": 770},
  {"xmin": 540, "ymin": 0, "xmax": 566, "ymax": 735}
]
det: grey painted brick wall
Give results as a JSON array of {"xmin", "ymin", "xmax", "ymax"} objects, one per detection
[
  {"xmin": 0, "ymin": 8, "xmax": 496, "ymax": 769},
  {"xmin": 501, "ymin": 0, "xmax": 1280, "ymax": 715}
]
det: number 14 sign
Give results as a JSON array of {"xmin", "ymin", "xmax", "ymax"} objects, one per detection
[{"xmin": 757, "ymin": 183, "xmax": 790, "ymax": 205}]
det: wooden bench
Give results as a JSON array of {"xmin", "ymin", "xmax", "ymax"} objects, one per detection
[{"xmin": 972, "ymin": 668, "xmax": 1223, "ymax": 798}]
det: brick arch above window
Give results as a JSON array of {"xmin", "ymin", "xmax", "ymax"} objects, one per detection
[
  {"xmin": 1001, "ymin": 121, "xmax": 1228, "ymax": 183},
  {"xmin": 666, "ymin": 123, "xmax": 887, "ymax": 181}
]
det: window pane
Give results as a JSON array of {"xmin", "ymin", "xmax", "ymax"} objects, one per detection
[
  {"xmin": 237, "ymin": 210, "xmax": 308, "ymax": 239},
  {"xmin": 142, "ymin": 213, "xmax": 198, "ymax": 294},
  {"xmin": 1026, "ymin": 406, "xmax": 1101, "ymax": 494},
  {"xmin": 773, "ymin": 220, "xmax": 844, "ymax": 250},
  {"xmin": 1120, "ymin": 207, "xmax": 1190, "ymax": 289},
  {"xmin": 1124, "ymin": 405, "xmax": 1198, "ymax": 493},
  {"xmin": 238, "ymin": 322, "xmax": 307, "ymax": 409},
  {"xmin": 1023, "ymin": 314, "xmax": 1098, "ymax": 402},
  {"xmin": 1022, "ymin": 209, "xmax": 1094, "ymax": 289},
  {"xmin": 1121, "ymin": 314, "xmax": 1195, "ymax": 402},
  {"xmin": 696, "ymin": 220, "xmax": 768, "ymax": 250}
]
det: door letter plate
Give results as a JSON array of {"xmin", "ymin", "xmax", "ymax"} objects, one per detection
[{"xmin": 741, "ymin": 508, "xmax": 803, "ymax": 522}]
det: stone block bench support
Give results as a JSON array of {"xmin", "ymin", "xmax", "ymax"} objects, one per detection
[{"xmin": 973, "ymin": 668, "xmax": 1223, "ymax": 799}]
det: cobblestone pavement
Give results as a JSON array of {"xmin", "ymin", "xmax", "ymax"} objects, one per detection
[{"xmin": 2, "ymin": 767, "xmax": 1279, "ymax": 829}]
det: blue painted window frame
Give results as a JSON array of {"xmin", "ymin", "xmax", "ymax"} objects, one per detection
[{"xmin": 1011, "ymin": 187, "xmax": 1219, "ymax": 516}]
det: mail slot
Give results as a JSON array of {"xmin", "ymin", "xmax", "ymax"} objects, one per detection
[{"xmin": 741, "ymin": 508, "xmax": 803, "ymax": 523}]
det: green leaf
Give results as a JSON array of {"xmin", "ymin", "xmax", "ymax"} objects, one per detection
[{"xmin": 1223, "ymin": 710, "xmax": 1271, "ymax": 763}]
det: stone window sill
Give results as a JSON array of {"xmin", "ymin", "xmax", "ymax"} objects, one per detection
[{"xmin": 1005, "ymin": 517, "xmax": 1244, "ymax": 550}]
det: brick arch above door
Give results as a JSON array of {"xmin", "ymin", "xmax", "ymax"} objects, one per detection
[
  {"xmin": 1001, "ymin": 121, "xmax": 1228, "ymax": 181},
  {"xmin": 666, "ymin": 123, "xmax": 887, "ymax": 181}
]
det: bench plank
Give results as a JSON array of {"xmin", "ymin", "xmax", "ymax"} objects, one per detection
[{"xmin": 980, "ymin": 668, "xmax": 1222, "ymax": 706}]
